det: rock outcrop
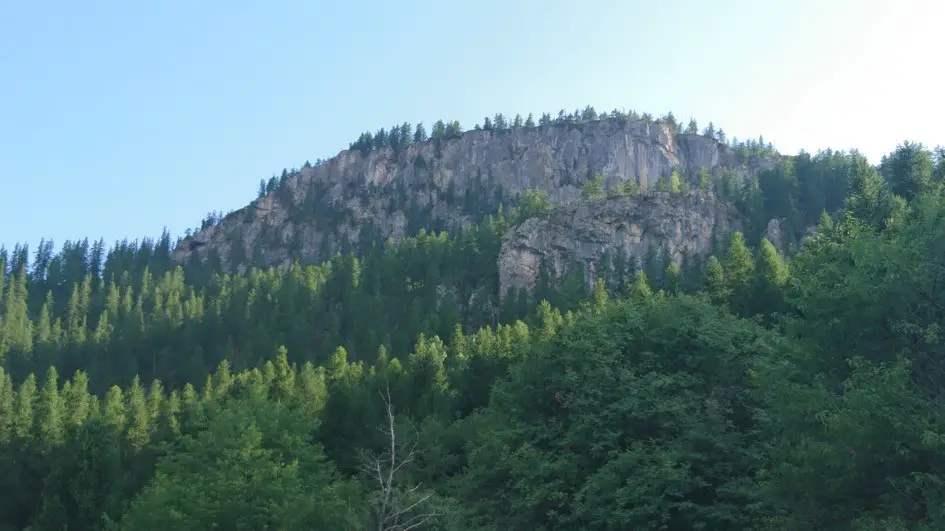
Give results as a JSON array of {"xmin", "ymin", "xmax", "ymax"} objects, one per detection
[
  {"xmin": 764, "ymin": 218, "xmax": 787, "ymax": 253},
  {"xmin": 498, "ymin": 191, "xmax": 741, "ymax": 297},
  {"xmin": 173, "ymin": 118, "xmax": 773, "ymax": 273}
]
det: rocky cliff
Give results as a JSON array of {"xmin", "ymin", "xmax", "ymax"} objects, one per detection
[
  {"xmin": 172, "ymin": 118, "xmax": 772, "ymax": 273},
  {"xmin": 498, "ymin": 191, "xmax": 740, "ymax": 297}
]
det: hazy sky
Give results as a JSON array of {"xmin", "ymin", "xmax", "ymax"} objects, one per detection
[{"xmin": 1, "ymin": 0, "xmax": 941, "ymax": 251}]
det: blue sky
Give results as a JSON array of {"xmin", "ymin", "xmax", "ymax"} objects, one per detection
[{"xmin": 0, "ymin": 0, "xmax": 941, "ymax": 251}]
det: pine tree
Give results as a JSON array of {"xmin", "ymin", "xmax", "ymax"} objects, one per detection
[
  {"xmin": 629, "ymin": 270, "xmax": 653, "ymax": 302},
  {"xmin": 37, "ymin": 366, "xmax": 64, "ymax": 449},
  {"xmin": 752, "ymin": 238, "xmax": 789, "ymax": 317},
  {"xmin": 102, "ymin": 385, "xmax": 126, "ymax": 431},
  {"xmin": 211, "ymin": 359, "xmax": 234, "ymax": 400},
  {"xmin": 413, "ymin": 122, "xmax": 427, "ymax": 143},
  {"xmin": 534, "ymin": 300, "xmax": 559, "ymax": 341},
  {"xmin": 582, "ymin": 174, "xmax": 605, "ymax": 199},
  {"xmin": 65, "ymin": 281, "xmax": 87, "ymax": 346},
  {"xmin": 0, "ymin": 249, "xmax": 5, "ymax": 303},
  {"xmin": 93, "ymin": 308, "xmax": 112, "ymax": 345},
  {"xmin": 126, "ymin": 376, "xmax": 150, "ymax": 451},
  {"xmin": 161, "ymin": 389, "xmax": 181, "ymax": 436},
  {"xmin": 0, "ymin": 266, "xmax": 33, "ymax": 359},
  {"xmin": 202, "ymin": 373, "xmax": 215, "ymax": 402},
  {"xmin": 702, "ymin": 255, "xmax": 729, "ymax": 306},
  {"xmin": 723, "ymin": 232, "xmax": 754, "ymax": 304},
  {"xmin": 591, "ymin": 278, "xmax": 609, "ymax": 314},
  {"xmin": 0, "ymin": 369, "xmax": 15, "ymax": 442},
  {"xmin": 180, "ymin": 382, "xmax": 203, "ymax": 427},
  {"xmin": 399, "ymin": 121, "xmax": 412, "ymax": 149},
  {"xmin": 327, "ymin": 346, "xmax": 349, "ymax": 382},
  {"xmin": 881, "ymin": 141, "xmax": 935, "ymax": 200},
  {"xmin": 297, "ymin": 361, "xmax": 327, "ymax": 418},
  {"xmin": 698, "ymin": 167, "xmax": 711, "ymax": 190},
  {"xmin": 35, "ymin": 292, "xmax": 53, "ymax": 348},
  {"xmin": 14, "ymin": 373, "xmax": 37, "ymax": 439},
  {"xmin": 702, "ymin": 121, "xmax": 716, "ymax": 139},
  {"xmin": 66, "ymin": 370, "xmax": 91, "ymax": 426},
  {"xmin": 273, "ymin": 346, "xmax": 296, "ymax": 400},
  {"xmin": 663, "ymin": 262, "xmax": 682, "ymax": 294},
  {"xmin": 147, "ymin": 379, "xmax": 164, "ymax": 424}
]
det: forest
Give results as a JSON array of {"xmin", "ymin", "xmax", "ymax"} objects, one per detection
[{"xmin": 1, "ymin": 111, "xmax": 945, "ymax": 529}]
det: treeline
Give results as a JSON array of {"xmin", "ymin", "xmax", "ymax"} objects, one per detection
[{"xmin": 345, "ymin": 105, "xmax": 779, "ymax": 161}]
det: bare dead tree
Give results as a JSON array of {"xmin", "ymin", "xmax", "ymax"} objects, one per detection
[{"xmin": 359, "ymin": 387, "xmax": 440, "ymax": 531}]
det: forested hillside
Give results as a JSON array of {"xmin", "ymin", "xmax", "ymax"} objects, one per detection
[{"xmin": 1, "ymin": 108, "xmax": 944, "ymax": 529}]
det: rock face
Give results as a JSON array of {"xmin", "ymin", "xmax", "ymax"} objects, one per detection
[
  {"xmin": 764, "ymin": 218, "xmax": 787, "ymax": 253},
  {"xmin": 498, "ymin": 191, "xmax": 741, "ymax": 297},
  {"xmin": 172, "ymin": 118, "xmax": 772, "ymax": 273}
]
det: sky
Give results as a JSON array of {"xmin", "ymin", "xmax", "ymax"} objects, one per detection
[{"xmin": 1, "ymin": 0, "xmax": 942, "ymax": 252}]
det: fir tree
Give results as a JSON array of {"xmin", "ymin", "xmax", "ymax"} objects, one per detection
[
  {"xmin": 37, "ymin": 365, "xmax": 64, "ymax": 449},
  {"xmin": 14, "ymin": 373, "xmax": 37, "ymax": 439}
]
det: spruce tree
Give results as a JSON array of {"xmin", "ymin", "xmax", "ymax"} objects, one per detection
[
  {"xmin": 126, "ymin": 375, "xmax": 150, "ymax": 451},
  {"xmin": 629, "ymin": 270, "xmax": 653, "ymax": 302},
  {"xmin": 161, "ymin": 389, "xmax": 181, "ymax": 436},
  {"xmin": 66, "ymin": 370, "xmax": 91, "ymax": 426},
  {"xmin": 664, "ymin": 262, "xmax": 682, "ymax": 295},
  {"xmin": 723, "ymin": 232, "xmax": 754, "ymax": 314},
  {"xmin": 297, "ymin": 361, "xmax": 327, "ymax": 418},
  {"xmin": 14, "ymin": 373, "xmax": 37, "ymax": 439},
  {"xmin": 0, "ymin": 267, "xmax": 33, "ymax": 359},
  {"xmin": 147, "ymin": 379, "xmax": 164, "ymax": 424},
  {"xmin": 752, "ymin": 238, "xmax": 790, "ymax": 317},
  {"xmin": 37, "ymin": 366, "xmax": 64, "ymax": 449},
  {"xmin": 702, "ymin": 255, "xmax": 729, "ymax": 306},
  {"xmin": 0, "ymin": 369, "xmax": 14, "ymax": 442},
  {"xmin": 102, "ymin": 385, "xmax": 126, "ymax": 431}
]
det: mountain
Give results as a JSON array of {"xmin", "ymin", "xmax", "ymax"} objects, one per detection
[
  {"xmin": 7, "ymin": 105, "xmax": 941, "ymax": 530},
  {"xmin": 171, "ymin": 117, "xmax": 776, "ymax": 274}
]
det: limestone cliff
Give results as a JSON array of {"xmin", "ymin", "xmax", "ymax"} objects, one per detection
[
  {"xmin": 172, "ymin": 118, "xmax": 771, "ymax": 273},
  {"xmin": 497, "ymin": 191, "xmax": 740, "ymax": 297}
]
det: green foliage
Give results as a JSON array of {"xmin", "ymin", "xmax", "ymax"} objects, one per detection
[
  {"xmin": 515, "ymin": 188, "xmax": 554, "ymax": 221},
  {"xmin": 698, "ymin": 166, "xmax": 712, "ymax": 190},
  {"xmin": 582, "ymin": 174, "xmax": 605, "ymax": 199},
  {"xmin": 882, "ymin": 141, "xmax": 936, "ymax": 200},
  {"xmin": 607, "ymin": 178, "xmax": 641, "ymax": 198},
  {"xmin": 4, "ymin": 129, "xmax": 945, "ymax": 530},
  {"xmin": 121, "ymin": 398, "xmax": 364, "ymax": 530},
  {"xmin": 653, "ymin": 168, "xmax": 686, "ymax": 193},
  {"xmin": 456, "ymin": 295, "xmax": 771, "ymax": 529}
]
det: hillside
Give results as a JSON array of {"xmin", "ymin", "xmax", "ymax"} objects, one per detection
[
  {"xmin": 1, "ymin": 105, "xmax": 944, "ymax": 529},
  {"xmin": 171, "ymin": 113, "xmax": 777, "ymax": 274}
]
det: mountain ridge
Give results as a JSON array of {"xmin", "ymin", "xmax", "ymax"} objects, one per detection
[{"xmin": 171, "ymin": 115, "xmax": 778, "ymax": 274}]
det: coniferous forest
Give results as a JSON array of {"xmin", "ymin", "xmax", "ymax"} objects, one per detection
[{"xmin": 2, "ymin": 109, "xmax": 945, "ymax": 529}]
